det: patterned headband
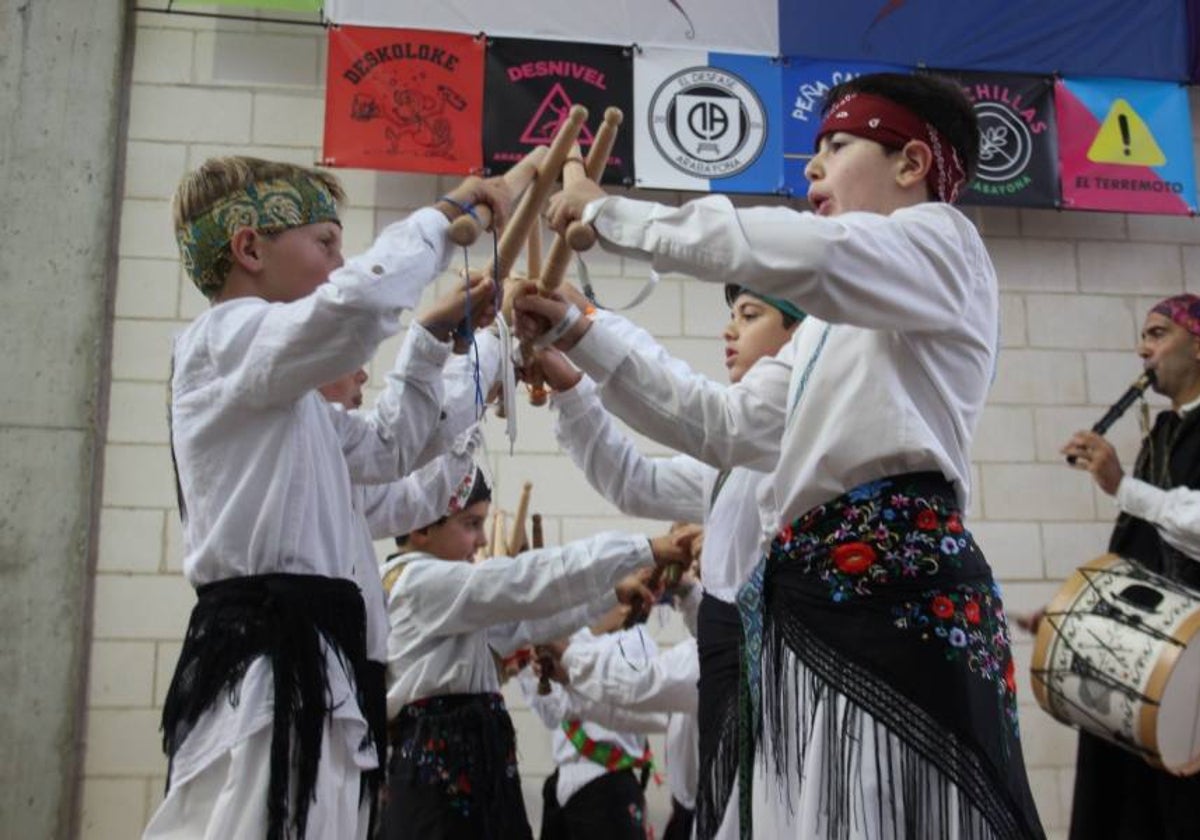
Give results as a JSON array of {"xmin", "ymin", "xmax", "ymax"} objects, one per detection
[
  {"xmin": 1151, "ymin": 294, "xmax": 1200, "ymax": 337},
  {"xmin": 176, "ymin": 176, "xmax": 340, "ymax": 297},
  {"xmin": 815, "ymin": 92, "xmax": 967, "ymax": 204}
]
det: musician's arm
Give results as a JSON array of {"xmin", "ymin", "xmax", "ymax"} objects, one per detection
[{"xmin": 1117, "ymin": 477, "xmax": 1200, "ymax": 560}]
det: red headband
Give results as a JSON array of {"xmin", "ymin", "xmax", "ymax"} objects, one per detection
[
  {"xmin": 815, "ymin": 92, "xmax": 967, "ymax": 204},
  {"xmin": 1151, "ymin": 294, "xmax": 1200, "ymax": 337}
]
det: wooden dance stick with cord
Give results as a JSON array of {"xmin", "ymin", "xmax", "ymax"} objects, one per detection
[
  {"xmin": 447, "ymin": 146, "xmax": 549, "ymax": 246},
  {"xmin": 564, "ymin": 106, "xmax": 623, "ymax": 255},
  {"xmin": 531, "ymin": 513, "xmax": 544, "ymax": 550},
  {"xmin": 507, "ymin": 481, "xmax": 533, "ymax": 557}
]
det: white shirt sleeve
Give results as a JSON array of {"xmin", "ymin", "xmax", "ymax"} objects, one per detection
[
  {"xmin": 568, "ymin": 315, "xmax": 791, "ymax": 472},
  {"xmin": 1117, "ymin": 476, "xmax": 1200, "ymax": 560},
  {"xmin": 416, "ymin": 329, "xmax": 503, "ymax": 466},
  {"xmin": 584, "ymin": 195, "xmax": 988, "ymax": 333},
  {"xmin": 552, "ymin": 378, "xmax": 711, "ymax": 523},
  {"xmin": 357, "ymin": 451, "xmax": 475, "ymax": 539},
  {"xmin": 390, "ymin": 532, "xmax": 652, "ymax": 638},
  {"xmin": 487, "ymin": 592, "xmax": 618, "ymax": 658},
  {"xmin": 328, "ymin": 324, "xmax": 450, "ymax": 483},
  {"xmin": 562, "ymin": 637, "xmax": 699, "ymax": 715}
]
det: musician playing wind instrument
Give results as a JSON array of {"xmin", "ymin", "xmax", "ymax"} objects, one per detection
[{"xmin": 1060, "ymin": 293, "xmax": 1200, "ymax": 840}]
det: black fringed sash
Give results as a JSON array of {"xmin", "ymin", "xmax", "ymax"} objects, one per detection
[
  {"xmin": 736, "ymin": 472, "xmax": 1044, "ymax": 839},
  {"xmin": 160, "ymin": 573, "xmax": 383, "ymax": 840},
  {"xmin": 694, "ymin": 593, "xmax": 742, "ymax": 840},
  {"xmin": 386, "ymin": 692, "xmax": 531, "ymax": 840}
]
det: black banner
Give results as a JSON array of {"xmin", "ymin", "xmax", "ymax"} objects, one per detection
[
  {"xmin": 927, "ymin": 70, "xmax": 1060, "ymax": 208},
  {"xmin": 483, "ymin": 37, "xmax": 634, "ymax": 184}
]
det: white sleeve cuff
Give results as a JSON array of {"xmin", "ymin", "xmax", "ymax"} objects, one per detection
[
  {"xmin": 1116, "ymin": 475, "xmax": 1167, "ymax": 524},
  {"xmin": 568, "ymin": 317, "xmax": 632, "ymax": 386}
]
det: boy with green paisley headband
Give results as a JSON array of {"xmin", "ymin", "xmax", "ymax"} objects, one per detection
[{"xmin": 145, "ymin": 157, "xmax": 511, "ymax": 840}]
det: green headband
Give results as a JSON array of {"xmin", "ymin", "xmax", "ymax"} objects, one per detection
[
  {"xmin": 724, "ymin": 284, "xmax": 806, "ymax": 323},
  {"xmin": 176, "ymin": 176, "xmax": 340, "ymax": 297}
]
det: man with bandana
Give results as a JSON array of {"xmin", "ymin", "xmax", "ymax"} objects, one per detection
[
  {"xmin": 144, "ymin": 157, "xmax": 510, "ymax": 840},
  {"xmin": 1061, "ymin": 293, "xmax": 1200, "ymax": 840},
  {"xmin": 516, "ymin": 73, "xmax": 1044, "ymax": 839}
]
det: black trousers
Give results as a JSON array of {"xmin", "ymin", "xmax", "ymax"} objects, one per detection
[
  {"xmin": 539, "ymin": 769, "xmax": 646, "ymax": 840},
  {"xmin": 662, "ymin": 797, "xmax": 695, "ymax": 840}
]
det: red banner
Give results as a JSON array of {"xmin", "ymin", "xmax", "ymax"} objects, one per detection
[{"xmin": 322, "ymin": 25, "xmax": 484, "ymax": 174}]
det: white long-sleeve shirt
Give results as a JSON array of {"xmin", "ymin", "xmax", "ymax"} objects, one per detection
[
  {"xmin": 521, "ymin": 628, "xmax": 661, "ymax": 807},
  {"xmin": 553, "ymin": 375, "xmax": 772, "ymax": 602},
  {"xmin": 166, "ymin": 207, "xmax": 454, "ymax": 787},
  {"xmin": 381, "ymin": 533, "xmax": 652, "ymax": 719},
  {"xmin": 1117, "ymin": 477, "xmax": 1200, "ymax": 560},
  {"xmin": 573, "ymin": 196, "xmax": 997, "ymax": 550}
]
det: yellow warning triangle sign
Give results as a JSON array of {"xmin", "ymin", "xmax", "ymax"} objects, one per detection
[{"xmin": 1086, "ymin": 99, "xmax": 1166, "ymax": 166}]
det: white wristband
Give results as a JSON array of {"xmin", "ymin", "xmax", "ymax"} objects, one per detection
[{"xmin": 533, "ymin": 303, "xmax": 583, "ymax": 349}]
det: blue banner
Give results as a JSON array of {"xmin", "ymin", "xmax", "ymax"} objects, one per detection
[{"xmin": 779, "ymin": 0, "xmax": 1189, "ymax": 82}]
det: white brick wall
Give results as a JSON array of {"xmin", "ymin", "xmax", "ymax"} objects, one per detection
[{"xmin": 81, "ymin": 10, "xmax": 1200, "ymax": 838}]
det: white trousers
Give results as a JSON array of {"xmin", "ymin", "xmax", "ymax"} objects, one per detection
[{"xmin": 143, "ymin": 719, "xmax": 370, "ymax": 840}]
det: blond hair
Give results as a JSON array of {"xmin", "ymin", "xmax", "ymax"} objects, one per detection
[{"xmin": 172, "ymin": 157, "xmax": 345, "ymax": 298}]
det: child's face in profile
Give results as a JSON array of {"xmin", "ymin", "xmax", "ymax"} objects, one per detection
[
  {"xmin": 421, "ymin": 501, "xmax": 491, "ymax": 562},
  {"xmin": 258, "ymin": 220, "xmax": 344, "ymax": 303},
  {"xmin": 804, "ymin": 132, "xmax": 905, "ymax": 217},
  {"xmin": 723, "ymin": 294, "xmax": 796, "ymax": 384}
]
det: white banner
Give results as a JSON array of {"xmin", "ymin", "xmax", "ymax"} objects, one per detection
[{"xmin": 324, "ymin": 0, "xmax": 778, "ymax": 56}]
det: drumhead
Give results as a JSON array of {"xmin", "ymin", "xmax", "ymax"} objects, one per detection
[{"xmin": 1152, "ymin": 608, "xmax": 1200, "ymax": 774}]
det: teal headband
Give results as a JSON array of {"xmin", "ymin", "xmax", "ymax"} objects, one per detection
[
  {"xmin": 176, "ymin": 176, "xmax": 340, "ymax": 297},
  {"xmin": 724, "ymin": 284, "xmax": 806, "ymax": 323}
]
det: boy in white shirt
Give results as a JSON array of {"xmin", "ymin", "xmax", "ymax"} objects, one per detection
[
  {"xmin": 379, "ymin": 468, "xmax": 690, "ymax": 839},
  {"xmin": 146, "ymin": 156, "xmax": 509, "ymax": 840},
  {"xmin": 541, "ymin": 287, "xmax": 799, "ymax": 839},
  {"xmin": 520, "ymin": 73, "xmax": 1043, "ymax": 839}
]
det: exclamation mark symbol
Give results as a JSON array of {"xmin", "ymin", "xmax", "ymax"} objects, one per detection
[{"xmin": 1118, "ymin": 113, "xmax": 1131, "ymax": 157}]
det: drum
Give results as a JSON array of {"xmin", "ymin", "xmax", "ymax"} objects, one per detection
[{"xmin": 1031, "ymin": 553, "xmax": 1200, "ymax": 774}]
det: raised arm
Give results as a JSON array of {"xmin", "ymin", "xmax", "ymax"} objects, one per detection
[
  {"xmin": 553, "ymin": 378, "xmax": 711, "ymax": 523},
  {"xmin": 581, "ymin": 195, "xmax": 991, "ymax": 334},
  {"xmin": 356, "ymin": 450, "xmax": 476, "ymax": 540},
  {"xmin": 562, "ymin": 636, "xmax": 699, "ymax": 715}
]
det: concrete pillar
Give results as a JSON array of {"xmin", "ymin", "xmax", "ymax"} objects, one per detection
[{"xmin": 0, "ymin": 1, "xmax": 130, "ymax": 837}]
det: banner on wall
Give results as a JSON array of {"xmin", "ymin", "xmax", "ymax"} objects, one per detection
[
  {"xmin": 634, "ymin": 48, "xmax": 783, "ymax": 193},
  {"xmin": 1056, "ymin": 77, "xmax": 1197, "ymax": 215},
  {"xmin": 930, "ymin": 70, "xmax": 1059, "ymax": 208},
  {"xmin": 482, "ymin": 38, "xmax": 633, "ymax": 183},
  {"xmin": 325, "ymin": 0, "xmax": 777, "ymax": 55},
  {"xmin": 781, "ymin": 58, "xmax": 906, "ymax": 197},
  {"xmin": 778, "ymin": 0, "xmax": 1189, "ymax": 82},
  {"xmin": 322, "ymin": 26, "xmax": 485, "ymax": 174}
]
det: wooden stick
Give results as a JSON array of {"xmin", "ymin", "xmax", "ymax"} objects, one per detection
[
  {"xmin": 493, "ymin": 105, "xmax": 588, "ymax": 288},
  {"xmin": 537, "ymin": 142, "xmax": 585, "ymax": 294},
  {"xmin": 565, "ymin": 107, "xmax": 623, "ymax": 253},
  {"xmin": 507, "ymin": 481, "xmax": 533, "ymax": 556},
  {"xmin": 526, "ymin": 218, "xmax": 542, "ymax": 282},
  {"xmin": 531, "ymin": 513, "xmax": 544, "ymax": 549},
  {"xmin": 489, "ymin": 509, "xmax": 507, "ymax": 558},
  {"xmin": 447, "ymin": 146, "xmax": 548, "ymax": 246}
]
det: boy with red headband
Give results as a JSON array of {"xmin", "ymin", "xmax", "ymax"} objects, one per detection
[{"xmin": 519, "ymin": 73, "xmax": 1043, "ymax": 838}]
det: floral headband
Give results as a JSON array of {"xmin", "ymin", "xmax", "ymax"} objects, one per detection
[
  {"xmin": 1151, "ymin": 293, "xmax": 1200, "ymax": 337},
  {"xmin": 176, "ymin": 176, "xmax": 340, "ymax": 297}
]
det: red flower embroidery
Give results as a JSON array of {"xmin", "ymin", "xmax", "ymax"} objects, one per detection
[
  {"xmin": 931, "ymin": 595, "xmax": 955, "ymax": 619},
  {"xmin": 779, "ymin": 524, "xmax": 794, "ymax": 544},
  {"xmin": 832, "ymin": 542, "xmax": 877, "ymax": 575},
  {"xmin": 964, "ymin": 599, "xmax": 981, "ymax": 625},
  {"xmin": 947, "ymin": 512, "xmax": 964, "ymax": 534},
  {"xmin": 916, "ymin": 509, "xmax": 939, "ymax": 531},
  {"xmin": 1005, "ymin": 658, "xmax": 1017, "ymax": 694}
]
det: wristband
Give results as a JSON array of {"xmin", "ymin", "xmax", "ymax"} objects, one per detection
[
  {"xmin": 533, "ymin": 303, "xmax": 583, "ymax": 349},
  {"xmin": 436, "ymin": 195, "xmax": 481, "ymax": 224}
]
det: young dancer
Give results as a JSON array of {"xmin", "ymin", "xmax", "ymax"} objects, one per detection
[
  {"xmin": 520, "ymin": 73, "xmax": 1043, "ymax": 838},
  {"xmin": 379, "ymin": 468, "xmax": 689, "ymax": 839},
  {"xmin": 146, "ymin": 156, "xmax": 510, "ymax": 840},
  {"xmin": 541, "ymin": 286, "xmax": 799, "ymax": 838}
]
